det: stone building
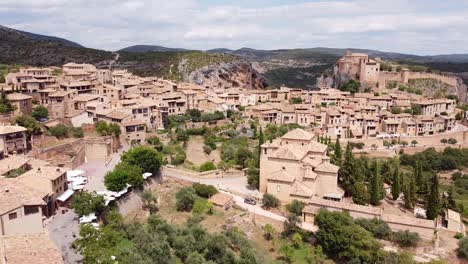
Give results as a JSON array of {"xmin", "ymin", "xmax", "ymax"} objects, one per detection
[
  {"xmin": 259, "ymin": 128, "xmax": 343, "ymax": 202},
  {"xmin": 0, "ymin": 125, "xmax": 27, "ymax": 157},
  {"xmin": 334, "ymin": 51, "xmax": 380, "ymax": 88}
]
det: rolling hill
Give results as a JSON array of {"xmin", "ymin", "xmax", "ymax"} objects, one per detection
[
  {"xmin": 0, "ymin": 26, "xmax": 113, "ymax": 66},
  {"xmin": 118, "ymin": 45, "xmax": 189, "ymax": 52}
]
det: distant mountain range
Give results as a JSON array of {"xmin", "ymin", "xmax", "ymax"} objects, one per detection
[
  {"xmin": 2, "ymin": 25, "xmax": 468, "ymax": 89},
  {"xmin": 0, "ymin": 25, "xmax": 113, "ymax": 66},
  {"xmin": 118, "ymin": 45, "xmax": 189, "ymax": 52},
  {"xmin": 14, "ymin": 29, "xmax": 84, "ymax": 48}
]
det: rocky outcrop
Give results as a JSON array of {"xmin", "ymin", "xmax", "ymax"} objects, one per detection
[
  {"xmin": 185, "ymin": 60, "xmax": 267, "ymax": 90},
  {"xmin": 455, "ymin": 74, "xmax": 468, "ymax": 103}
]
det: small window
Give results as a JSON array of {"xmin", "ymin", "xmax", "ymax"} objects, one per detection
[
  {"xmin": 25, "ymin": 206, "xmax": 39, "ymax": 215},
  {"xmin": 9, "ymin": 212, "xmax": 17, "ymax": 220}
]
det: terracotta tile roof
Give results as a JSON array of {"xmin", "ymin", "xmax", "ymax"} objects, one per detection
[
  {"xmin": 267, "ymin": 169, "xmax": 296, "ymax": 183},
  {"xmin": 291, "ymin": 182, "xmax": 313, "ymax": 197},
  {"xmin": 0, "ymin": 233, "xmax": 64, "ymax": 264},
  {"xmin": 106, "ymin": 110, "xmax": 131, "ymax": 120},
  {"xmin": 0, "ymin": 156, "xmax": 29, "ymax": 175},
  {"xmin": 315, "ymin": 162, "xmax": 340, "ymax": 173},
  {"xmin": 208, "ymin": 192, "xmax": 233, "ymax": 206},
  {"xmin": 281, "ymin": 128, "xmax": 314, "ymax": 141},
  {"xmin": 7, "ymin": 93, "xmax": 32, "ymax": 101},
  {"xmin": 0, "ymin": 125, "xmax": 27, "ymax": 135},
  {"xmin": 0, "ymin": 178, "xmax": 46, "ymax": 215},
  {"xmin": 272, "ymin": 145, "xmax": 307, "ymax": 160}
]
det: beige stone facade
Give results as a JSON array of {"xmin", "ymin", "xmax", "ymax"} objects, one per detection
[{"xmin": 260, "ymin": 128, "xmax": 342, "ymax": 202}]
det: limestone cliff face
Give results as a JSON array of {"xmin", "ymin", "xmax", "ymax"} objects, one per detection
[
  {"xmin": 455, "ymin": 74, "xmax": 468, "ymax": 103},
  {"xmin": 183, "ymin": 60, "xmax": 267, "ymax": 90}
]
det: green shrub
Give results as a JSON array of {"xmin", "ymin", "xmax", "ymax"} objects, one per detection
[
  {"xmin": 176, "ymin": 187, "xmax": 197, "ymax": 211},
  {"xmin": 71, "ymin": 127, "xmax": 84, "ymax": 138},
  {"xmin": 192, "ymin": 199, "xmax": 207, "ymax": 215},
  {"xmin": 193, "ymin": 183, "xmax": 218, "ymax": 198},
  {"xmin": 32, "ymin": 105, "xmax": 48, "ymax": 120},
  {"xmin": 49, "ymin": 124, "xmax": 69, "ymax": 138},
  {"xmin": 458, "ymin": 237, "xmax": 468, "ymax": 258},
  {"xmin": 262, "ymin": 193, "xmax": 280, "ymax": 209},
  {"xmin": 286, "ymin": 200, "xmax": 306, "ymax": 216},
  {"xmin": 199, "ymin": 161, "xmax": 216, "ymax": 172},
  {"xmin": 203, "ymin": 145, "xmax": 212, "ymax": 154},
  {"xmin": 392, "ymin": 230, "xmax": 420, "ymax": 247}
]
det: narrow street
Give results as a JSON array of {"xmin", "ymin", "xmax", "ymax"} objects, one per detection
[{"xmin": 47, "ymin": 144, "xmax": 128, "ymax": 263}]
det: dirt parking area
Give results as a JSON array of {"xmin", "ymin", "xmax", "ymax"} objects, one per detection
[{"xmin": 186, "ymin": 136, "xmax": 221, "ymax": 165}]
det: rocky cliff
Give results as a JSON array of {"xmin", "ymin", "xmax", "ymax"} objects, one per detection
[
  {"xmin": 118, "ymin": 51, "xmax": 266, "ymax": 90},
  {"xmin": 184, "ymin": 60, "xmax": 267, "ymax": 90}
]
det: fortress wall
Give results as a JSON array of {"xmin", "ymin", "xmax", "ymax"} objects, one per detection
[
  {"xmin": 377, "ymin": 71, "xmax": 459, "ymax": 87},
  {"xmin": 378, "ymin": 71, "xmax": 401, "ymax": 86},
  {"xmin": 408, "ymin": 72, "xmax": 458, "ymax": 86}
]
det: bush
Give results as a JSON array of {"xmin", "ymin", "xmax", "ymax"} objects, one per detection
[
  {"xmin": 392, "ymin": 230, "xmax": 420, "ymax": 247},
  {"xmin": 192, "ymin": 199, "xmax": 207, "ymax": 214},
  {"xmin": 458, "ymin": 237, "xmax": 468, "ymax": 258},
  {"xmin": 286, "ymin": 200, "xmax": 305, "ymax": 216},
  {"xmin": 199, "ymin": 161, "xmax": 216, "ymax": 172},
  {"xmin": 203, "ymin": 145, "xmax": 212, "ymax": 154},
  {"xmin": 262, "ymin": 193, "xmax": 280, "ymax": 209},
  {"xmin": 32, "ymin": 105, "xmax": 48, "ymax": 120},
  {"xmin": 71, "ymin": 127, "xmax": 84, "ymax": 138},
  {"xmin": 176, "ymin": 187, "xmax": 197, "ymax": 211},
  {"xmin": 193, "ymin": 183, "xmax": 218, "ymax": 198},
  {"xmin": 455, "ymin": 233, "xmax": 464, "ymax": 239},
  {"xmin": 49, "ymin": 124, "xmax": 69, "ymax": 138},
  {"xmin": 354, "ymin": 218, "xmax": 391, "ymax": 240}
]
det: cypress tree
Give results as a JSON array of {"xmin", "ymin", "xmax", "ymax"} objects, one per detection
[
  {"xmin": 447, "ymin": 185, "xmax": 457, "ymax": 211},
  {"xmin": 415, "ymin": 161, "xmax": 423, "ymax": 188},
  {"xmin": 257, "ymin": 127, "xmax": 264, "ymax": 169},
  {"xmin": 338, "ymin": 142, "xmax": 355, "ymax": 195},
  {"xmin": 403, "ymin": 184, "xmax": 412, "ymax": 209},
  {"xmin": 332, "ymin": 138, "xmax": 342, "ymax": 165},
  {"xmin": 369, "ymin": 160, "xmax": 383, "ymax": 205},
  {"xmin": 408, "ymin": 173, "xmax": 416, "ymax": 208},
  {"xmin": 0, "ymin": 89, "xmax": 15, "ymax": 114},
  {"xmin": 426, "ymin": 173, "xmax": 441, "ymax": 220},
  {"xmin": 391, "ymin": 163, "xmax": 401, "ymax": 200}
]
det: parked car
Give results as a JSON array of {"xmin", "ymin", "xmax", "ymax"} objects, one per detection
[{"xmin": 244, "ymin": 197, "xmax": 257, "ymax": 205}]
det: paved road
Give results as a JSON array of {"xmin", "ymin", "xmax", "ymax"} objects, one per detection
[
  {"xmin": 162, "ymin": 170, "xmax": 262, "ymax": 198},
  {"xmin": 80, "ymin": 145, "xmax": 129, "ymax": 192},
  {"xmin": 163, "ymin": 173, "xmax": 318, "ymax": 232},
  {"xmin": 47, "ymin": 144, "xmax": 128, "ymax": 263},
  {"xmin": 45, "ymin": 209, "xmax": 81, "ymax": 264}
]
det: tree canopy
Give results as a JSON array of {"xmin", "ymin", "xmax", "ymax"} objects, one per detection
[{"xmin": 121, "ymin": 145, "xmax": 163, "ymax": 174}]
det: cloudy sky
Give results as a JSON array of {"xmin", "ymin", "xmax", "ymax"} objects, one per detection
[{"xmin": 1, "ymin": 0, "xmax": 468, "ymax": 55}]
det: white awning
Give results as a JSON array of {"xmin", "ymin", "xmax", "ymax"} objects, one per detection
[
  {"xmin": 67, "ymin": 170, "xmax": 85, "ymax": 178},
  {"xmin": 57, "ymin": 189, "xmax": 74, "ymax": 202},
  {"xmin": 79, "ymin": 214, "xmax": 97, "ymax": 223},
  {"xmin": 143, "ymin": 172, "xmax": 152, "ymax": 179},
  {"xmin": 72, "ymin": 183, "xmax": 85, "ymax": 190}
]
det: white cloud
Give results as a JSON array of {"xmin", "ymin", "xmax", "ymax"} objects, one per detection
[{"xmin": 1, "ymin": 0, "xmax": 468, "ymax": 54}]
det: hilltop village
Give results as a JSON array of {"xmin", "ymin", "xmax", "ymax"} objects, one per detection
[{"xmin": 0, "ymin": 52, "xmax": 468, "ymax": 263}]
